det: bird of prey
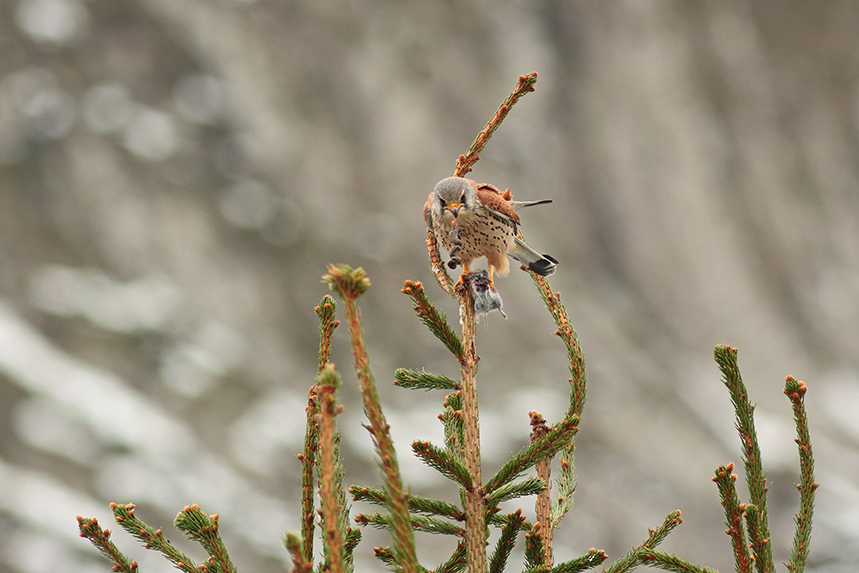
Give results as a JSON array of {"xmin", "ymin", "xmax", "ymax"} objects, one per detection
[{"xmin": 424, "ymin": 176, "xmax": 557, "ymax": 284}]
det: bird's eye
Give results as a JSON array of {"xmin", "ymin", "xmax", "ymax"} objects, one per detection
[{"xmin": 439, "ymin": 198, "xmax": 446, "ymax": 207}]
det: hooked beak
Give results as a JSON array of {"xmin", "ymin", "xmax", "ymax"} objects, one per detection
[{"xmin": 446, "ymin": 202, "xmax": 462, "ymax": 218}]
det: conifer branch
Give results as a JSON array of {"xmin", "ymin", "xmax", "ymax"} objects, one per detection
[
  {"xmin": 712, "ymin": 463, "xmax": 751, "ymax": 573},
  {"xmin": 173, "ymin": 504, "xmax": 236, "ymax": 573},
  {"xmin": 395, "ymin": 367, "xmax": 460, "ymax": 391},
  {"xmin": 435, "ymin": 541, "xmax": 468, "ymax": 573},
  {"xmin": 111, "ymin": 502, "xmax": 199, "ymax": 572},
  {"xmin": 742, "ymin": 504, "xmax": 762, "ymax": 560},
  {"xmin": 556, "ymin": 548, "xmax": 610, "ymax": 573},
  {"xmin": 783, "ymin": 376, "xmax": 817, "ymax": 573},
  {"xmin": 605, "ymin": 511, "xmax": 684, "ymax": 573},
  {"xmin": 486, "ymin": 511, "xmax": 531, "ymax": 529},
  {"xmin": 346, "ymin": 484, "xmax": 393, "ymax": 505},
  {"xmin": 524, "ymin": 522, "xmax": 547, "ymax": 570},
  {"xmin": 290, "ymin": 295, "xmax": 340, "ymax": 568},
  {"xmin": 345, "ymin": 527, "xmax": 362, "ymax": 557},
  {"xmin": 412, "ymin": 439, "xmax": 473, "ymax": 489},
  {"xmin": 298, "ymin": 386, "xmax": 318, "ymax": 565},
  {"xmin": 355, "ymin": 512, "xmax": 465, "ymax": 536},
  {"xmin": 284, "ymin": 532, "xmax": 313, "ymax": 573},
  {"xmin": 323, "ymin": 264, "xmax": 419, "ymax": 573},
  {"xmin": 714, "ymin": 345, "xmax": 773, "ymax": 573},
  {"xmin": 639, "ymin": 550, "xmax": 719, "ymax": 573},
  {"xmin": 323, "ymin": 263, "xmax": 372, "ymax": 300},
  {"xmin": 489, "ymin": 510, "xmax": 527, "ymax": 573},
  {"xmin": 484, "ymin": 476, "xmax": 547, "ymax": 507},
  {"xmin": 484, "ymin": 416, "xmax": 578, "ymax": 494},
  {"xmin": 522, "ymin": 547, "xmax": 608, "ymax": 573},
  {"xmin": 76, "ymin": 514, "xmax": 140, "ymax": 573},
  {"xmin": 402, "ymin": 280, "xmax": 465, "ymax": 360},
  {"xmin": 526, "ymin": 263, "xmax": 585, "ymax": 562},
  {"xmin": 552, "ymin": 441, "xmax": 577, "ymax": 527},
  {"xmin": 349, "ymin": 485, "xmax": 464, "ymax": 519},
  {"xmin": 441, "ymin": 391, "xmax": 465, "ymax": 457},
  {"xmin": 531, "ymin": 411, "xmax": 554, "ymax": 566},
  {"xmin": 373, "ymin": 546, "xmax": 399, "ymax": 568},
  {"xmin": 316, "ymin": 363, "xmax": 350, "ymax": 573},
  {"xmin": 316, "ymin": 294, "xmax": 340, "ymax": 372},
  {"xmin": 530, "ymin": 274, "xmax": 586, "ymax": 420},
  {"xmin": 407, "ymin": 496, "xmax": 464, "ymax": 520}
]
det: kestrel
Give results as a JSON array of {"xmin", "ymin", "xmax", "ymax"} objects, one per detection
[{"xmin": 424, "ymin": 176, "xmax": 558, "ymax": 284}]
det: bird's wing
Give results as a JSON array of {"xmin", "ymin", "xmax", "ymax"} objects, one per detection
[
  {"xmin": 474, "ymin": 182, "xmax": 521, "ymax": 225},
  {"xmin": 423, "ymin": 192, "xmax": 435, "ymax": 228}
]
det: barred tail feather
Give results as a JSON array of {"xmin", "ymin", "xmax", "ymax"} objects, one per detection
[
  {"xmin": 510, "ymin": 199, "xmax": 553, "ymax": 210},
  {"xmin": 508, "ymin": 238, "xmax": 558, "ymax": 276}
]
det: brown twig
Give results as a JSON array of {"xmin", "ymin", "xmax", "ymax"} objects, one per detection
[
  {"xmin": 297, "ymin": 296, "xmax": 340, "ymax": 565},
  {"xmin": 316, "ymin": 363, "xmax": 346, "ymax": 573},
  {"xmin": 323, "ymin": 264, "xmax": 419, "ymax": 573},
  {"xmin": 316, "ymin": 295, "xmax": 340, "ymax": 373},
  {"xmin": 452, "ymin": 72, "xmax": 539, "ymax": 178},
  {"xmin": 530, "ymin": 411, "xmax": 553, "ymax": 567},
  {"xmin": 456, "ymin": 280, "xmax": 486, "ymax": 573}
]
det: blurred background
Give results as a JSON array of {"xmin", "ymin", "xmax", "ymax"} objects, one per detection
[{"xmin": 2, "ymin": 0, "xmax": 859, "ymax": 571}]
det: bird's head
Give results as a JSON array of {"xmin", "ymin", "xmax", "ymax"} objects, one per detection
[{"xmin": 431, "ymin": 177, "xmax": 476, "ymax": 221}]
